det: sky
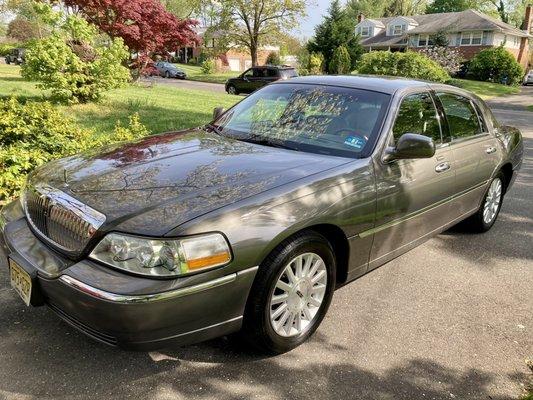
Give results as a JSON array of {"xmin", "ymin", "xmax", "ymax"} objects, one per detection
[{"xmin": 295, "ymin": 1, "xmax": 331, "ymax": 40}]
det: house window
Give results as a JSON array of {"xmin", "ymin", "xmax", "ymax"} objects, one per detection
[
  {"xmin": 418, "ymin": 34, "xmax": 435, "ymax": 47},
  {"xmin": 391, "ymin": 24, "xmax": 404, "ymax": 36},
  {"xmin": 460, "ymin": 32, "xmax": 483, "ymax": 46},
  {"xmin": 359, "ymin": 26, "xmax": 371, "ymax": 37}
]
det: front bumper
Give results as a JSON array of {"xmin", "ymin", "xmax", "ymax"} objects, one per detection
[{"xmin": 0, "ymin": 204, "xmax": 258, "ymax": 350}]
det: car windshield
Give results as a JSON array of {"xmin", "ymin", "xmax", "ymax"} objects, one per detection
[{"xmin": 212, "ymin": 83, "xmax": 390, "ymax": 158}]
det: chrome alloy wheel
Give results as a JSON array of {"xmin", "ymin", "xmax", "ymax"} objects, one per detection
[
  {"xmin": 269, "ymin": 253, "xmax": 327, "ymax": 337},
  {"xmin": 483, "ymin": 178, "xmax": 502, "ymax": 224}
]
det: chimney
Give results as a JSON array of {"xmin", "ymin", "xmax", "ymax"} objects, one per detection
[
  {"xmin": 523, "ymin": 5, "xmax": 532, "ymax": 32},
  {"xmin": 358, "ymin": 14, "xmax": 365, "ymax": 23}
]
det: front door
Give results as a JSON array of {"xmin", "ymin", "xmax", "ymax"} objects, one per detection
[
  {"xmin": 435, "ymin": 92, "xmax": 501, "ymax": 216},
  {"xmin": 369, "ymin": 91, "xmax": 457, "ymax": 269}
]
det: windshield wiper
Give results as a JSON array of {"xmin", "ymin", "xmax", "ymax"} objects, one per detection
[{"xmin": 238, "ymin": 136, "xmax": 297, "ymax": 151}]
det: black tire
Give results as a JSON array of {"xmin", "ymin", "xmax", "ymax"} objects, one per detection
[
  {"xmin": 6, "ymin": 59, "xmax": 10, "ymax": 65},
  {"xmin": 242, "ymin": 230, "xmax": 336, "ymax": 354},
  {"xmin": 227, "ymin": 84, "xmax": 238, "ymax": 95},
  {"xmin": 461, "ymin": 173, "xmax": 505, "ymax": 233}
]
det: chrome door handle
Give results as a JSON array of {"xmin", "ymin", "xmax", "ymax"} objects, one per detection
[
  {"xmin": 435, "ymin": 162, "xmax": 450, "ymax": 173},
  {"xmin": 486, "ymin": 147, "xmax": 497, "ymax": 154}
]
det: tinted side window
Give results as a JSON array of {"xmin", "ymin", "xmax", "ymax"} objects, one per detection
[
  {"xmin": 392, "ymin": 93, "xmax": 442, "ymax": 144},
  {"xmin": 253, "ymin": 68, "xmax": 267, "ymax": 78},
  {"xmin": 437, "ymin": 93, "xmax": 481, "ymax": 139},
  {"xmin": 267, "ymin": 68, "xmax": 278, "ymax": 77},
  {"xmin": 243, "ymin": 69, "xmax": 253, "ymax": 78}
]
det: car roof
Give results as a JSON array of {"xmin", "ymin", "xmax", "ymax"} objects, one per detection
[{"xmin": 273, "ymin": 75, "xmax": 432, "ymax": 94}]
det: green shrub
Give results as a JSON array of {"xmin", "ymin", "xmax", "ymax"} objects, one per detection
[
  {"xmin": 468, "ymin": 46, "xmax": 524, "ymax": 86},
  {"xmin": 0, "ymin": 97, "xmax": 150, "ymax": 204},
  {"xmin": 329, "ymin": 46, "xmax": 352, "ymax": 74},
  {"xmin": 266, "ymin": 51, "xmax": 281, "ymax": 65},
  {"xmin": 357, "ymin": 51, "xmax": 450, "ymax": 83},
  {"xmin": 309, "ymin": 52, "xmax": 325, "ymax": 75},
  {"xmin": 21, "ymin": 4, "xmax": 130, "ymax": 103},
  {"xmin": 0, "ymin": 43, "xmax": 17, "ymax": 57},
  {"xmin": 201, "ymin": 58, "xmax": 216, "ymax": 74}
]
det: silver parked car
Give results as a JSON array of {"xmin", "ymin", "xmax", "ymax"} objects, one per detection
[
  {"xmin": 1, "ymin": 76, "xmax": 523, "ymax": 354},
  {"xmin": 524, "ymin": 70, "xmax": 533, "ymax": 85}
]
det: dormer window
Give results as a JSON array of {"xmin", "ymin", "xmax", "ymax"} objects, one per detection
[
  {"xmin": 391, "ymin": 24, "xmax": 404, "ymax": 36},
  {"xmin": 359, "ymin": 26, "xmax": 371, "ymax": 37}
]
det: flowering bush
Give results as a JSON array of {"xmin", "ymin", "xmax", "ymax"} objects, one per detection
[{"xmin": 418, "ymin": 46, "xmax": 463, "ymax": 75}]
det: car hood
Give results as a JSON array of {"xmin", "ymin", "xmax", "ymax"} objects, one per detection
[{"xmin": 28, "ymin": 129, "xmax": 350, "ymax": 236}]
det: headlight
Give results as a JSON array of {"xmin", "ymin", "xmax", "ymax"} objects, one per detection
[{"xmin": 89, "ymin": 233, "xmax": 232, "ymax": 277}]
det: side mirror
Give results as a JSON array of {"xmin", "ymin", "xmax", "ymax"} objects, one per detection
[
  {"xmin": 383, "ymin": 133, "xmax": 436, "ymax": 162},
  {"xmin": 212, "ymin": 106, "xmax": 225, "ymax": 121}
]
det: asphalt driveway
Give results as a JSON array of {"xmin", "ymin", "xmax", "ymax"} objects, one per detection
[{"xmin": 0, "ymin": 92, "xmax": 531, "ymax": 400}]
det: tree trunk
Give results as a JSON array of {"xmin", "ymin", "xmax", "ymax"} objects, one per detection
[{"xmin": 251, "ymin": 42, "xmax": 258, "ymax": 67}]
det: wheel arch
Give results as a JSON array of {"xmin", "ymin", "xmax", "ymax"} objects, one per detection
[
  {"xmin": 256, "ymin": 223, "xmax": 351, "ymax": 288},
  {"xmin": 499, "ymin": 162, "xmax": 513, "ymax": 194}
]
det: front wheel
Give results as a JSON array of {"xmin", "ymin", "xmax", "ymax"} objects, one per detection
[
  {"xmin": 227, "ymin": 84, "xmax": 238, "ymax": 95},
  {"xmin": 242, "ymin": 231, "xmax": 336, "ymax": 354},
  {"xmin": 462, "ymin": 174, "xmax": 504, "ymax": 232}
]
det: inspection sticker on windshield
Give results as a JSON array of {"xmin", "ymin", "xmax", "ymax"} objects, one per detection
[{"xmin": 344, "ymin": 136, "xmax": 365, "ymax": 149}]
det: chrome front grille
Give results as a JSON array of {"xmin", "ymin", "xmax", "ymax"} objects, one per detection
[{"xmin": 23, "ymin": 184, "xmax": 106, "ymax": 255}]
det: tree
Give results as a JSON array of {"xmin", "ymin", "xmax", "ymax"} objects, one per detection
[
  {"xmin": 329, "ymin": 46, "xmax": 352, "ymax": 74},
  {"xmin": 63, "ymin": 0, "xmax": 199, "ymax": 73},
  {"xmin": 21, "ymin": 3, "xmax": 130, "ymax": 103},
  {"xmin": 307, "ymin": 0, "xmax": 364, "ymax": 74},
  {"xmin": 7, "ymin": 16, "xmax": 41, "ymax": 42},
  {"xmin": 266, "ymin": 51, "xmax": 281, "ymax": 65},
  {"xmin": 216, "ymin": 0, "xmax": 306, "ymax": 67},
  {"xmin": 426, "ymin": 0, "xmax": 478, "ymax": 13},
  {"xmin": 346, "ymin": 0, "xmax": 391, "ymax": 19}
]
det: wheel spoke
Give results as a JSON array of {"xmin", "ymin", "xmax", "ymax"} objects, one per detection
[
  {"xmin": 302, "ymin": 305, "xmax": 313, "ymax": 321},
  {"xmin": 307, "ymin": 259, "xmax": 322, "ymax": 279},
  {"xmin": 276, "ymin": 280, "xmax": 292, "ymax": 293},
  {"xmin": 295, "ymin": 256, "xmax": 303, "ymax": 278},
  {"xmin": 295, "ymin": 313, "xmax": 302, "ymax": 332},
  {"xmin": 311, "ymin": 269, "xmax": 326, "ymax": 284},
  {"xmin": 285, "ymin": 265, "xmax": 297, "ymax": 284},
  {"xmin": 271, "ymin": 293, "xmax": 289, "ymax": 305},
  {"xmin": 308, "ymin": 296, "xmax": 322, "ymax": 307},
  {"xmin": 285, "ymin": 312, "xmax": 296, "ymax": 335},
  {"xmin": 271, "ymin": 302, "xmax": 288, "ymax": 319}
]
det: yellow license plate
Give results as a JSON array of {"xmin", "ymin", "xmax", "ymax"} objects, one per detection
[{"xmin": 9, "ymin": 259, "xmax": 32, "ymax": 306}]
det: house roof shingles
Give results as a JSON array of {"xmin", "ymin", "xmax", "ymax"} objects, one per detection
[{"xmin": 360, "ymin": 9, "xmax": 531, "ymax": 48}]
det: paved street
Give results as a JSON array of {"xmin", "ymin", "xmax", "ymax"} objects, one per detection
[{"xmin": 0, "ymin": 89, "xmax": 531, "ymax": 400}]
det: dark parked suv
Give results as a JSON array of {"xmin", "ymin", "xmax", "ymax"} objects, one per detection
[
  {"xmin": 225, "ymin": 65, "xmax": 298, "ymax": 95},
  {"xmin": 4, "ymin": 48, "xmax": 25, "ymax": 65}
]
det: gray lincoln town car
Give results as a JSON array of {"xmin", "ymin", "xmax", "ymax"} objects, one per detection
[{"xmin": 0, "ymin": 76, "xmax": 523, "ymax": 354}]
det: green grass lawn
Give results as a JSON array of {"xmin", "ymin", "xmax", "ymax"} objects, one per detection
[
  {"xmin": 448, "ymin": 78, "xmax": 520, "ymax": 99},
  {"xmin": 0, "ymin": 64, "xmax": 239, "ymax": 136},
  {"xmin": 174, "ymin": 63, "xmax": 237, "ymax": 84}
]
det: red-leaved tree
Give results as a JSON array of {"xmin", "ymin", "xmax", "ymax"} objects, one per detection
[{"xmin": 63, "ymin": 0, "xmax": 200, "ymax": 75}]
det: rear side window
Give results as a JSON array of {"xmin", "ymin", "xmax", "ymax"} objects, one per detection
[
  {"xmin": 436, "ymin": 93, "xmax": 482, "ymax": 139},
  {"xmin": 267, "ymin": 68, "xmax": 278, "ymax": 77},
  {"xmin": 392, "ymin": 92, "xmax": 442, "ymax": 144},
  {"xmin": 280, "ymin": 69, "xmax": 298, "ymax": 78}
]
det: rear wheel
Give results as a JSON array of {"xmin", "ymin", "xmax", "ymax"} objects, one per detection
[
  {"xmin": 462, "ymin": 173, "xmax": 504, "ymax": 232},
  {"xmin": 227, "ymin": 84, "xmax": 238, "ymax": 95},
  {"xmin": 242, "ymin": 231, "xmax": 336, "ymax": 354}
]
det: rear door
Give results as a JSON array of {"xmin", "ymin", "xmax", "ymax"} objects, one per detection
[
  {"xmin": 369, "ymin": 90, "xmax": 457, "ymax": 269},
  {"xmin": 248, "ymin": 67, "xmax": 268, "ymax": 92},
  {"xmin": 434, "ymin": 92, "xmax": 501, "ymax": 216}
]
